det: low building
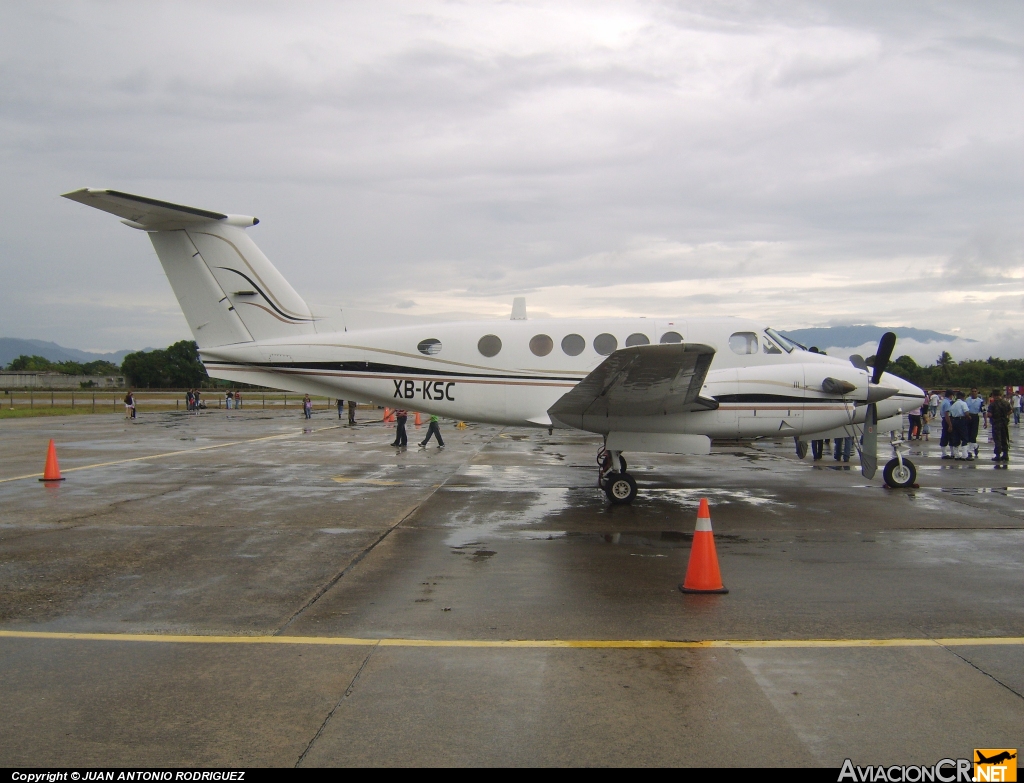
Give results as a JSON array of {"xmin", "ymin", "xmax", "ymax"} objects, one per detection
[{"xmin": 0, "ymin": 372, "xmax": 125, "ymax": 390}]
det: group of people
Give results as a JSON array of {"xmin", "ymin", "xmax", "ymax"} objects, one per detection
[
  {"xmin": 389, "ymin": 409, "xmax": 445, "ymax": 449},
  {"xmin": 914, "ymin": 387, "xmax": 1016, "ymax": 462},
  {"xmin": 336, "ymin": 399, "xmax": 358, "ymax": 424},
  {"xmin": 184, "ymin": 389, "xmax": 203, "ymax": 413},
  {"xmin": 809, "ymin": 435, "xmax": 853, "ymax": 462},
  {"xmin": 224, "ymin": 390, "xmax": 242, "ymax": 409}
]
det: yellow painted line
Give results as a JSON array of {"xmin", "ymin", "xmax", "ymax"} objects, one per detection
[
  {"xmin": 332, "ymin": 477, "xmax": 402, "ymax": 486},
  {"xmin": 0, "ymin": 630, "xmax": 1021, "ymax": 649},
  {"xmin": 0, "ymin": 426, "xmax": 343, "ymax": 484}
]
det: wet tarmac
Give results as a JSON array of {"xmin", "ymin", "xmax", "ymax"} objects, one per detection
[{"xmin": 0, "ymin": 410, "xmax": 1021, "ymax": 766}]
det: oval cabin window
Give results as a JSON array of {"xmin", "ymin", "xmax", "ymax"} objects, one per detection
[
  {"xmin": 529, "ymin": 334, "xmax": 553, "ymax": 356},
  {"xmin": 417, "ymin": 338, "xmax": 442, "ymax": 356},
  {"xmin": 593, "ymin": 333, "xmax": 618, "ymax": 356},
  {"xmin": 625, "ymin": 333, "xmax": 650, "ymax": 347},
  {"xmin": 660, "ymin": 331, "xmax": 683, "ymax": 344},
  {"xmin": 729, "ymin": 332, "xmax": 759, "ymax": 355},
  {"xmin": 478, "ymin": 334, "xmax": 502, "ymax": 357},
  {"xmin": 561, "ymin": 334, "xmax": 585, "ymax": 356}
]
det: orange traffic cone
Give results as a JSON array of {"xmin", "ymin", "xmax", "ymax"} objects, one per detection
[
  {"xmin": 679, "ymin": 498, "xmax": 727, "ymax": 593},
  {"xmin": 383, "ymin": 407, "xmax": 391, "ymax": 422},
  {"xmin": 39, "ymin": 439, "xmax": 65, "ymax": 482},
  {"xmin": 414, "ymin": 411, "xmax": 421, "ymax": 427}
]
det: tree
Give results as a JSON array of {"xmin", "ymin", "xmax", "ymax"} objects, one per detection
[
  {"xmin": 937, "ymin": 351, "xmax": 954, "ymax": 381},
  {"xmin": 121, "ymin": 340, "xmax": 209, "ymax": 388}
]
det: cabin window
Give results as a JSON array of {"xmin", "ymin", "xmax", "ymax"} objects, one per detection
[
  {"xmin": 594, "ymin": 333, "xmax": 618, "ymax": 356},
  {"xmin": 729, "ymin": 332, "xmax": 758, "ymax": 355},
  {"xmin": 660, "ymin": 331, "xmax": 683, "ymax": 344},
  {"xmin": 529, "ymin": 334, "xmax": 553, "ymax": 356},
  {"xmin": 561, "ymin": 334, "xmax": 585, "ymax": 356},
  {"xmin": 625, "ymin": 333, "xmax": 650, "ymax": 347},
  {"xmin": 418, "ymin": 338, "xmax": 442, "ymax": 356},
  {"xmin": 763, "ymin": 338, "xmax": 783, "ymax": 354},
  {"xmin": 478, "ymin": 334, "xmax": 502, "ymax": 357}
]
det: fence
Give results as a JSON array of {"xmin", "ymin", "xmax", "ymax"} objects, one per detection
[{"xmin": 2, "ymin": 391, "xmax": 352, "ymax": 414}]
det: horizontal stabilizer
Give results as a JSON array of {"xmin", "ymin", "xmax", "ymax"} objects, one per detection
[{"xmin": 62, "ymin": 189, "xmax": 258, "ymax": 231}]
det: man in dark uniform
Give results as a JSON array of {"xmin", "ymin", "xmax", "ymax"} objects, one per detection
[
  {"xmin": 988, "ymin": 389, "xmax": 1012, "ymax": 462},
  {"xmin": 392, "ymin": 409, "xmax": 408, "ymax": 448}
]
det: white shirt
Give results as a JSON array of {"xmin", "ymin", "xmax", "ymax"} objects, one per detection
[
  {"xmin": 1013, "ymin": 394, "xmax": 1021, "ymax": 409},
  {"xmin": 929, "ymin": 394, "xmax": 939, "ymax": 407}
]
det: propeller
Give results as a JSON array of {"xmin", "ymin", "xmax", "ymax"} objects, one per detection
[{"xmin": 861, "ymin": 331, "xmax": 897, "ymax": 479}]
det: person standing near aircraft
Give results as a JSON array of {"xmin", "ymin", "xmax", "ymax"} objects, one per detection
[
  {"xmin": 303, "ymin": 394, "xmax": 312, "ymax": 420},
  {"xmin": 939, "ymin": 389, "xmax": 955, "ymax": 459},
  {"xmin": 966, "ymin": 388, "xmax": 984, "ymax": 457},
  {"xmin": 124, "ymin": 390, "xmax": 135, "ymax": 420},
  {"xmin": 337, "ymin": 399, "xmax": 344, "ymax": 419},
  {"xmin": 392, "ymin": 409, "xmax": 408, "ymax": 448},
  {"xmin": 1012, "ymin": 391, "xmax": 1022, "ymax": 426},
  {"xmin": 811, "ymin": 438, "xmax": 824, "ymax": 460},
  {"xmin": 988, "ymin": 389, "xmax": 1012, "ymax": 462},
  {"xmin": 950, "ymin": 391, "xmax": 971, "ymax": 460},
  {"xmin": 235, "ymin": 390, "xmax": 242, "ymax": 409},
  {"xmin": 419, "ymin": 414, "xmax": 445, "ymax": 449},
  {"xmin": 834, "ymin": 435, "xmax": 852, "ymax": 462},
  {"xmin": 348, "ymin": 399, "xmax": 357, "ymax": 425},
  {"xmin": 928, "ymin": 390, "xmax": 940, "ymax": 420}
]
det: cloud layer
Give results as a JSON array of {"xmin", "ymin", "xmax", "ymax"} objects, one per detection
[{"xmin": 0, "ymin": 2, "xmax": 1021, "ymax": 354}]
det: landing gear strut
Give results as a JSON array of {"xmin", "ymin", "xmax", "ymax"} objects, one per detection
[
  {"xmin": 598, "ymin": 447, "xmax": 637, "ymax": 505},
  {"xmin": 882, "ymin": 434, "xmax": 916, "ymax": 488}
]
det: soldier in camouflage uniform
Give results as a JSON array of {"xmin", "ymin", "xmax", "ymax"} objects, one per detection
[{"xmin": 987, "ymin": 389, "xmax": 1012, "ymax": 462}]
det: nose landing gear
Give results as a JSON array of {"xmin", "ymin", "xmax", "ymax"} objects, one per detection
[
  {"xmin": 598, "ymin": 448, "xmax": 638, "ymax": 504},
  {"xmin": 882, "ymin": 435, "xmax": 917, "ymax": 488}
]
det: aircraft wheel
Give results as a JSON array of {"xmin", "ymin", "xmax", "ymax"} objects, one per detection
[
  {"xmin": 883, "ymin": 458, "xmax": 916, "ymax": 488},
  {"xmin": 618, "ymin": 455, "xmax": 627, "ymax": 472},
  {"xmin": 605, "ymin": 472, "xmax": 638, "ymax": 505}
]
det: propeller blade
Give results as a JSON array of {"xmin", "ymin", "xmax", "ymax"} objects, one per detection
[
  {"xmin": 871, "ymin": 332, "xmax": 897, "ymax": 385},
  {"xmin": 861, "ymin": 403, "xmax": 878, "ymax": 479}
]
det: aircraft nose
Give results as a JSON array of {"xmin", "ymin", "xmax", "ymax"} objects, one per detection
[{"xmin": 883, "ymin": 371, "xmax": 925, "ymax": 406}]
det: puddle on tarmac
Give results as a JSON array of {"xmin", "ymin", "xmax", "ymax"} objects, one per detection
[
  {"xmin": 651, "ymin": 487, "xmax": 791, "ymax": 510},
  {"xmin": 899, "ymin": 530, "xmax": 1024, "ymax": 569},
  {"xmin": 934, "ymin": 487, "xmax": 1022, "ymax": 496},
  {"xmin": 443, "ymin": 487, "xmax": 574, "ymax": 547}
]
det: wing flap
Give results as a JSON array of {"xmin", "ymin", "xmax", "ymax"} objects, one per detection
[{"xmin": 548, "ymin": 343, "xmax": 716, "ymax": 426}]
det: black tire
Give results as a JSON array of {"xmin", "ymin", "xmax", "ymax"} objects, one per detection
[
  {"xmin": 883, "ymin": 458, "xmax": 916, "ymax": 488},
  {"xmin": 604, "ymin": 472, "xmax": 638, "ymax": 505}
]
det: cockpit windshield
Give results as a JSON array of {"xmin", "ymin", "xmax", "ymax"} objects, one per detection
[{"xmin": 765, "ymin": 328, "xmax": 803, "ymax": 353}]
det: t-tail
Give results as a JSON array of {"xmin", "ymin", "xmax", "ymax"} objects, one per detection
[{"xmin": 62, "ymin": 189, "xmax": 314, "ymax": 348}]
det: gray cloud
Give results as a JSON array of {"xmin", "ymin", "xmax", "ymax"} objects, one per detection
[{"xmin": 0, "ymin": 1, "xmax": 1020, "ymax": 354}]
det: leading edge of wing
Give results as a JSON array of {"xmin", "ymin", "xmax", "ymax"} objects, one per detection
[{"xmin": 547, "ymin": 343, "xmax": 716, "ymax": 425}]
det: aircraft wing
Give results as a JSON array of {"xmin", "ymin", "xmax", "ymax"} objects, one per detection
[{"xmin": 548, "ymin": 343, "xmax": 717, "ymax": 427}]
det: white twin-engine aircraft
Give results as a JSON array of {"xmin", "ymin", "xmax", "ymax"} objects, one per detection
[{"xmin": 64, "ymin": 189, "xmax": 927, "ymax": 503}]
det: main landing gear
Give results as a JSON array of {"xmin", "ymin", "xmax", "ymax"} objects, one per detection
[{"xmin": 599, "ymin": 448, "xmax": 638, "ymax": 505}]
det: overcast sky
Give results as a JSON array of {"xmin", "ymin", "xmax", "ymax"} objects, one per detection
[{"xmin": 1, "ymin": 1, "xmax": 1021, "ymax": 359}]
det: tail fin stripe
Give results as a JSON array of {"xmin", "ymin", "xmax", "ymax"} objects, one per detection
[
  {"xmin": 191, "ymin": 231, "xmax": 310, "ymax": 320},
  {"xmin": 216, "ymin": 267, "xmax": 314, "ymax": 323}
]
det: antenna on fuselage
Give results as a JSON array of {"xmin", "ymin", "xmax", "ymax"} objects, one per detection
[{"xmin": 511, "ymin": 297, "xmax": 527, "ymax": 320}]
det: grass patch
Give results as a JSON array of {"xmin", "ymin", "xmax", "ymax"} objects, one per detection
[{"xmin": 0, "ymin": 407, "xmax": 126, "ymax": 419}]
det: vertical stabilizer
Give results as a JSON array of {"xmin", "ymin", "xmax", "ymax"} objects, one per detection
[{"xmin": 62, "ymin": 188, "xmax": 317, "ymax": 347}]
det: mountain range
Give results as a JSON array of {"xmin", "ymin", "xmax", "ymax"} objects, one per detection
[
  {"xmin": 0, "ymin": 338, "xmax": 141, "ymax": 368},
  {"xmin": 779, "ymin": 326, "xmax": 968, "ymax": 349}
]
